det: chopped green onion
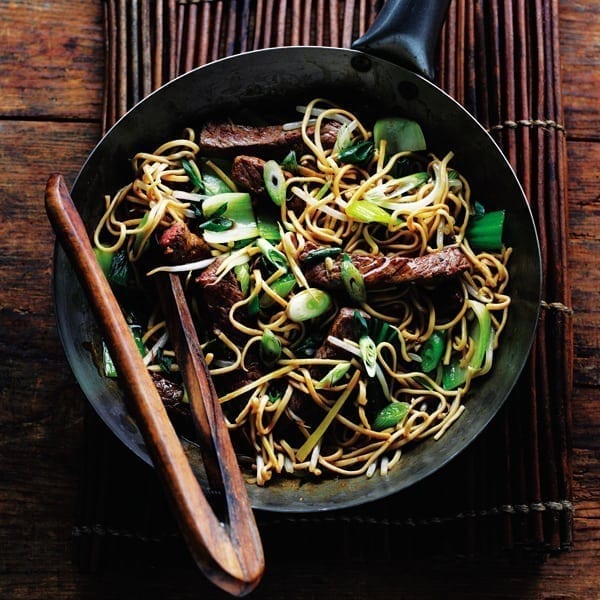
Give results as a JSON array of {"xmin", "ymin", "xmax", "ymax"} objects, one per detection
[
  {"xmin": 373, "ymin": 402, "xmax": 410, "ymax": 431},
  {"xmin": 198, "ymin": 216, "xmax": 234, "ymax": 232},
  {"xmin": 280, "ymin": 150, "xmax": 298, "ymax": 174},
  {"xmin": 466, "ymin": 209, "xmax": 505, "ymax": 252},
  {"xmin": 261, "ymin": 272, "xmax": 297, "ymax": 307},
  {"xmin": 345, "ymin": 197, "xmax": 391, "ymax": 225},
  {"xmin": 359, "ymin": 334, "xmax": 377, "ymax": 377},
  {"xmin": 263, "ymin": 160, "xmax": 287, "ymax": 206},
  {"xmin": 256, "ymin": 237, "xmax": 288, "ymax": 272},
  {"xmin": 286, "ymin": 288, "xmax": 332, "ymax": 322},
  {"xmin": 419, "ymin": 331, "xmax": 446, "ymax": 373},
  {"xmin": 338, "ymin": 139, "xmax": 374, "ymax": 165},
  {"xmin": 315, "ymin": 362, "xmax": 352, "ymax": 388},
  {"xmin": 259, "ymin": 329, "xmax": 282, "ymax": 365},
  {"xmin": 296, "ymin": 372, "xmax": 357, "ymax": 462},
  {"xmin": 182, "ymin": 158, "xmax": 204, "ymax": 189},
  {"xmin": 340, "ymin": 253, "xmax": 367, "ymax": 303},
  {"xmin": 201, "ymin": 193, "xmax": 258, "ymax": 244},
  {"xmin": 373, "ymin": 117, "xmax": 427, "ymax": 156},
  {"xmin": 442, "ymin": 300, "xmax": 492, "ymax": 390},
  {"xmin": 234, "ymin": 263, "xmax": 251, "ymax": 295},
  {"xmin": 94, "ymin": 247, "xmax": 113, "ymax": 277},
  {"xmin": 302, "ymin": 246, "xmax": 342, "ymax": 264},
  {"xmin": 247, "ymin": 294, "xmax": 260, "ymax": 317}
]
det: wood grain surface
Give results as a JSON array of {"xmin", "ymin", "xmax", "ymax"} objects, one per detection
[{"xmin": 0, "ymin": 1, "xmax": 598, "ymax": 598}]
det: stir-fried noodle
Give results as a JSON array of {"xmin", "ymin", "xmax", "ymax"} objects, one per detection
[{"xmin": 95, "ymin": 99, "xmax": 511, "ymax": 485}]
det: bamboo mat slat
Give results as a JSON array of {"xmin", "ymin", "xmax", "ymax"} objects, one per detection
[{"xmin": 77, "ymin": 0, "xmax": 574, "ymax": 569}]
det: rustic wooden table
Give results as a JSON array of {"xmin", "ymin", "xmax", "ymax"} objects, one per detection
[{"xmin": 1, "ymin": 1, "xmax": 597, "ymax": 598}]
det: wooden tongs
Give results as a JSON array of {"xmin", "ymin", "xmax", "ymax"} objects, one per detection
[{"xmin": 45, "ymin": 174, "xmax": 264, "ymax": 596}]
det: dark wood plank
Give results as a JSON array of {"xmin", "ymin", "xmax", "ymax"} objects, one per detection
[
  {"xmin": 0, "ymin": 1, "xmax": 104, "ymax": 119},
  {"xmin": 559, "ymin": 1, "xmax": 600, "ymax": 140}
]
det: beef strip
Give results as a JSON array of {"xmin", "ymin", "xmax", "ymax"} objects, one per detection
[
  {"xmin": 158, "ymin": 221, "xmax": 211, "ymax": 264},
  {"xmin": 300, "ymin": 244, "xmax": 471, "ymax": 290},
  {"xmin": 198, "ymin": 121, "xmax": 340, "ymax": 158}
]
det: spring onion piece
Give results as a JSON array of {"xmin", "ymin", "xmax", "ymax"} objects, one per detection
[
  {"xmin": 256, "ymin": 237, "xmax": 288, "ymax": 272},
  {"xmin": 201, "ymin": 193, "xmax": 258, "ymax": 244},
  {"xmin": 261, "ymin": 272, "xmax": 297, "ymax": 307},
  {"xmin": 286, "ymin": 288, "xmax": 332, "ymax": 322},
  {"xmin": 359, "ymin": 334, "xmax": 377, "ymax": 377},
  {"xmin": 302, "ymin": 246, "xmax": 342, "ymax": 264},
  {"xmin": 345, "ymin": 197, "xmax": 392, "ymax": 225},
  {"xmin": 234, "ymin": 263, "xmax": 251, "ymax": 295},
  {"xmin": 373, "ymin": 402, "xmax": 410, "ymax": 431},
  {"xmin": 256, "ymin": 211, "xmax": 281, "ymax": 242},
  {"xmin": 419, "ymin": 331, "xmax": 446, "ymax": 373},
  {"xmin": 181, "ymin": 158, "xmax": 203, "ymax": 189},
  {"xmin": 315, "ymin": 362, "xmax": 352, "ymax": 388},
  {"xmin": 280, "ymin": 150, "xmax": 298, "ymax": 174},
  {"xmin": 340, "ymin": 253, "xmax": 367, "ymax": 303},
  {"xmin": 263, "ymin": 160, "xmax": 287, "ymax": 206},
  {"xmin": 442, "ymin": 300, "xmax": 492, "ymax": 390},
  {"xmin": 296, "ymin": 370, "xmax": 359, "ymax": 462},
  {"xmin": 338, "ymin": 139, "xmax": 374, "ymax": 165},
  {"xmin": 259, "ymin": 329, "xmax": 282, "ymax": 365},
  {"xmin": 466, "ymin": 209, "xmax": 505, "ymax": 252},
  {"xmin": 94, "ymin": 247, "xmax": 113, "ymax": 277},
  {"xmin": 333, "ymin": 120, "xmax": 357, "ymax": 153},
  {"xmin": 374, "ymin": 117, "xmax": 427, "ymax": 155}
]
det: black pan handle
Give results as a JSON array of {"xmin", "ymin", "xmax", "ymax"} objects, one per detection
[{"xmin": 352, "ymin": 0, "xmax": 452, "ymax": 80}]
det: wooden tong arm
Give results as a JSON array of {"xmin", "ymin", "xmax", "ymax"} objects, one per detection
[{"xmin": 45, "ymin": 174, "xmax": 264, "ymax": 597}]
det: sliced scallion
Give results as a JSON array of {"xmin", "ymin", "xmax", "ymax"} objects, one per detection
[
  {"xmin": 359, "ymin": 335, "xmax": 377, "ymax": 377},
  {"xmin": 315, "ymin": 362, "xmax": 352, "ymax": 388},
  {"xmin": 345, "ymin": 197, "xmax": 391, "ymax": 225},
  {"xmin": 259, "ymin": 329, "xmax": 282, "ymax": 365},
  {"xmin": 263, "ymin": 160, "xmax": 287, "ymax": 206},
  {"xmin": 256, "ymin": 237, "xmax": 288, "ymax": 272},
  {"xmin": 340, "ymin": 253, "xmax": 367, "ymax": 303},
  {"xmin": 286, "ymin": 288, "xmax": 332, "ymax": 322},
  {"xmin": 373, "ymin": 402, "xmax": 410, "ymax": 431}
]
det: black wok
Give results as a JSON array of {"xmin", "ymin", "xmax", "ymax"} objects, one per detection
[{"xmin": 52, "ymin": 0, "xmax": 541, "ymax": 513}]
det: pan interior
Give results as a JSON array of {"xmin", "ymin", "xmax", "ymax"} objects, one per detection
[{"xmin": 53, "ymin": 47, "xmax": 541, "ymax": 512}]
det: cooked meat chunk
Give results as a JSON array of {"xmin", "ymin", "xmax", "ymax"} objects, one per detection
[
  {"xmin": 158, "ymin": 222, "xmax": 211, "ymax": 264},
  {"xmin": 301, "ymin": 245, "xmax": 471, "ymax": 290},
  {"xmin": 231, "ymin": 155, "xmax": 268, "ymax": 197},
  {"xmin": 198, "ymin": 121, "xmax": 340, "ymax": 158}
]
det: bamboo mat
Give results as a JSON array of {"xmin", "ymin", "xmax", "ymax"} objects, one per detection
[{"xmin": 74, "ymin": 0, "xmax": 574, "ymax": 570}]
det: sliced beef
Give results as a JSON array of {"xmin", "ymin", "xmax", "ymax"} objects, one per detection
[
  {"xmin": 301, "ymin": 245, "xmax": 471, "ymax": 290},
  {"xmin": 158, "ymin": 221, "xmax": 211, "ymax": 264},
  {"xmin": 231, "ymin": 155, "xmax": 268, "ymax": 197},
  {"xmin": 198, "ymin": 121, "xmax": 340, "ymax": 158}
]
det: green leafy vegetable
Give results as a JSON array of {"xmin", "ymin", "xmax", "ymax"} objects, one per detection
[
  {"xmin": 466, "ymin": 209, "xmax": 505, "ymax": 252},
  {"xmin": 338, "ymin": 139, "xmax": 374, "ymax": 165},
  {"xmin": 373, "ymin": 117, "xmax": 427, "ymax": 155},
  {"xmin": 280, "ymin": 150, "xmax": 298, "ymax": 174},
  {"xmin": 181, "ymin": 158, "xmax": 203, "ymax": 189},
  {"xmin": 419, "ymin": 331, "xmax": 446, "ymax": 373}
]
